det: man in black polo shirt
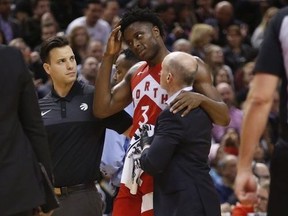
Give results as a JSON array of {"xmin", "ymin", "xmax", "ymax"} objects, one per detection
[{"xmin": 38, "ymin": 36, "xmax": 132, "ymax": 216}]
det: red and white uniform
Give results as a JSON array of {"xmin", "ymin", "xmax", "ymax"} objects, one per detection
[{"xmin": 113, "ymin": 62, "xmax": 168, "ymax": 216}]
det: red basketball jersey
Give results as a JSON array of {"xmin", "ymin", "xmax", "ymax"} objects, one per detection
[{"xmin": 129, "ymin": 62, "xmax": 168, "ymax": 137}]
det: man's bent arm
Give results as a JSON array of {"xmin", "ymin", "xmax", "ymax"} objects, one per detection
[
  {"xmin": 193, "ymin": 58, "xmax": 230, "ymax": 126},
  {"xmin": 93, "ymin": 53, "xmax": 133, "ymax": 118},
  {"xmin": 170, "ymin": 58, "xmax": 230, "ymax": 126}
]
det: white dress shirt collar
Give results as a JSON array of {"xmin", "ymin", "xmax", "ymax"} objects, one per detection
[{"xmin": 166, "ymin": 86, "xmax": 193, "ymax": 106}]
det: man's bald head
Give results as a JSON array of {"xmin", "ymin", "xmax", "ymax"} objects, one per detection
[
  {"xmin": 215, "ymin": 1, "xmax": 233, "ymax": 25},
  {"xmin": 160, "ymin": 51, "xmax": 198, "ymax": 95}
]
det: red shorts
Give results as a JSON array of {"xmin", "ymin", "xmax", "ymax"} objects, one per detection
[{"xmin": 112, "ymin": 172, "xmax": 154, "ymax": 216}]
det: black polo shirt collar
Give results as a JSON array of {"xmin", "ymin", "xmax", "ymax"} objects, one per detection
[{"xmin": 51, "ymin": 81, "xmax": 83, "ymax": 102}]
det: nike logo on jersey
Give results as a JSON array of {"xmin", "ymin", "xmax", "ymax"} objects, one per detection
[{"xmin": 41, "ymin": 109, "xmax": 51, "ymax": 116}]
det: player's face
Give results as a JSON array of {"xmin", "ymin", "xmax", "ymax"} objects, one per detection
[
  {"xmin": 123, "ymin": 22, "xmax": 160, "ymax": 62},
  {"xmin": 44, "ymin": 45, "xmax": 77, "ymax": 86},
  {"xmin": 113, "ymin": 54, "xmax": 127, "ymax": 85}
]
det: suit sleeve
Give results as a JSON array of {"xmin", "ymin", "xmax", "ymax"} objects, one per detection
[
  {"xmin": 140, "ymin": 111, "xmax": 183, "ymax": 175},
  {"xmin": 17, "ymin": 50, "xmax": 53, "ymax": 180}
]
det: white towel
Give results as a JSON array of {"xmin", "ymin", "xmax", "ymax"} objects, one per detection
[{"xmin": 120, "ymin": 124, "xmax": 155, "ymax": 194}]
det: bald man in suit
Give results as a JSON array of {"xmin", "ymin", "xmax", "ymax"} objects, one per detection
[
  {"xmin": 140, "ymin": 52, "xmax": 221, "ymax": 216},
  {"xmin": 0, "ymin": 45, "xmax": 57, "ymax": 216}
]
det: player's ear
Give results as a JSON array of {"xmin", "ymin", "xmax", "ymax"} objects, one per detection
[{"xmin": 152, "ymin": 26, "xmax": 160, "ymax": 38}]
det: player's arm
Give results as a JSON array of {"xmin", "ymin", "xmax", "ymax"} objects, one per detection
[
  {"xmin": 170, "ymin": 57, "xmax": 230, "ymax": 126},
  {"xmin": 235, "ymin": 73, "xmax": 278, "ymax": 204},
  {"xmin": 93, "ymin": 26, "xmax": 133, "ymax": 118}
]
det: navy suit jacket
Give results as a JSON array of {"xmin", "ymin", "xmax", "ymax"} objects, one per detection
[
  {"xmin": 140, "ymin": 106, "xmax": 220, "ymax": 216},
  {"xmin": 0, "ymin": 45, "xmax": 55, "ymax": 215}
]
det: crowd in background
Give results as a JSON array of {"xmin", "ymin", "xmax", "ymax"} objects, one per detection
[{"xmin": 1, "ymin": 0, "xmax": 286, "ymax": 215}]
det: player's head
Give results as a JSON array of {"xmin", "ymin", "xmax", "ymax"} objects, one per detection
[
  {"xmin": 119, "ymin": 8, "xmax": 166, "ymax": 63},
  {"xmin": 120, "ymin": 8, "xmax": 165, "ymax": 38},
  {"xmin": 112, "ymin": 48, "xmax": 140, "ymax": 86}
]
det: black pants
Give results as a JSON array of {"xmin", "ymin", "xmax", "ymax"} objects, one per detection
[
  {"xmin": 52, "ymin": 188, "xmax": 103, "ymax": 216},
  {"xmin": 268, "ymin": 138, "xmax": 288, "ymax": 216}
]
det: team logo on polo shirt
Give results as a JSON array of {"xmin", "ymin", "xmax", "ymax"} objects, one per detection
[{"xmin": 80, "ymin": 103, "xmax": 88, "ymax": 111}]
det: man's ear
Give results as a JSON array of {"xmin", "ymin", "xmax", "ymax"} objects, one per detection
[
  {"xmin": 43, "ymin": 63, "xmax": 51, "ymax": 75},
  {"xmin": 167, "ymin": 72, "xmax": 173, "ymax": 83},
  {"xmin": 152, "ymin": 26, "xmax": 160, "ymax": 37}
]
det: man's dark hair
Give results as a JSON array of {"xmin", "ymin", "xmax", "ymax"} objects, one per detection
[
  {"xmin": 84, "ymin": 0, "xmax": 102, "ymax": 8},
  {"xmin": 120, "ymin": 7, "xmax": 165, "ymax": 38},
  {"xmin": 120, "ymin": 48, "xmax": 140, "ymax": 64},
  {"xmin": 40, "ymin": 36, "xmax": 69, "ymax": 63}
]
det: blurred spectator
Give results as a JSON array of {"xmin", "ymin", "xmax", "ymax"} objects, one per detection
[
  {"xmin": 9, "ymin": 37, "xmax": 33, "ymax": 64},
  {"xmin": 24, "ymin": 0, "xmax": 51, "ymax": 49},
  {"xmin": 215, "ymin": 154, "xmax": 238, "ymax": 211},
  {"xmin": 66, "ymin": 0, "xmax": 110, "ymax": 45},
  {"xmin": 8, "ymin": 37, "xmax": 49, "ymax": 90},
  {"xmin": 173, "ymin": 2, "xmax": 197, "ymax": 38},
  {"xmin": 171, "ymin": 38, "xmax": 192, "ymax": 53},
  {"xmin": 209, "ymin": 143, "xmax": 226, "ymax": 185},
  {"xmin": 223, "ymin": 25, "xmax": 258, "ymax": 74},
  {"xmin": 220, "ymin": 127, "xmax": 240, "ymax": 156},
  {"xmin": 37, "ymin": 78, "xmax": 52, "ymax": 98},
  {"xmin": 204, "ymin": 44, "xmax": 232, "ymax": 81},
  {"xmin": 213, "ymin": 65, "xmax": 234, "ymax": 87},
  {"xmin": 50, "ymin": 0, "xmax": 84, "ymax": 31},
  {"xmin": 189, "ymin": 23, "xmax": 214, "ymax": 60},
  {"xmin": 212, "ymin": 82, "xmax": 243, "ymax": 143},
  {"xmin": 67, "ymin": 25, "xmax": 90, "ymax": 65},
  {"xmin": 251, "ymin": 7, "xmax": 279, "ymax": 49},
  {"xmin": 195, "ymin": 0, "xmax": 215, "ymax": 23},
  {"xmin": 102, "ymin": 0, "xmax": 120, "ymax": 28},
  {"xmin": 41, "ymin": 21, "xmax": 57, "ymax": 39},
  {"xmin": 0, "ymin": 0, "xmax": 21, "ymax": 43},
  {"xmin": 205, "ymin": 1, "xmax": 248, "ymax": 46},
  {"xmin": 254, "ymin": 180, "xmax": 270, "ymax": 214},
  {"xmin": 41, "ymin": 11, "xmax": 58, "ymax": 27},
  {"xmin": 33, "ymin": 16, "xmax": 59, "ymax": 52},
  {"xmin": 154, "ymin": 3, "xmax": 178, "ymax": 50},
  {"xmin": 234, "ymin": 61, "xmax": 255, "ymax": 107},
  {"xmin": 77, "ymin": 56, "xmax": 99, "ymax": 85},
  {"xmin": 252, "ymin": 162, "xmax": 270, "ymax": 185},
  {"xmin": 87, "ymin": 39, "xmax": 104, "ymax": 62},
  {"xmin": 13, "ymin": 0, "xmax": 32, "ymax": 34},
  {"xmin": 253, "ymin": 143, "xmax": 267, "ymax": 164},
  {"xmin": 32, "ymin": 0, "xmax": 51, "ymax": 23},
  {"xmin": 234, "ymin": 0, "xmax": 271, "ymax": 35}
]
